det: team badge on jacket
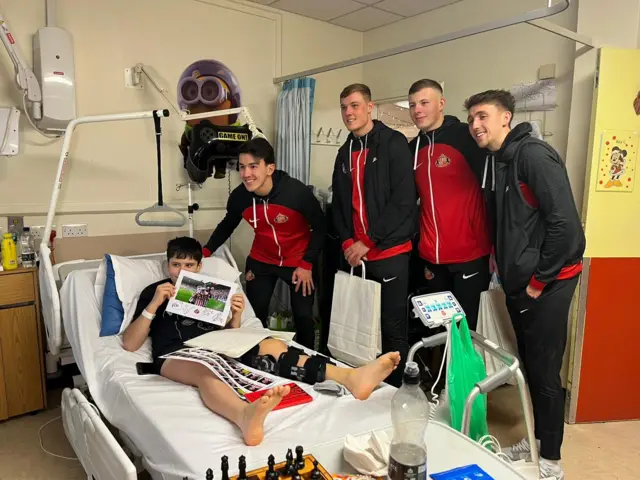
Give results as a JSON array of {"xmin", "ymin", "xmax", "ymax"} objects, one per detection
[
  {"xmin": 435, "ymin": 154, "xmax": 451, "ymax": 168},
  {"xmin": 274, "ymin": 213, "xmax": 289, "ymax": 224}
]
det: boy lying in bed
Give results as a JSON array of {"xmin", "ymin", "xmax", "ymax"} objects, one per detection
[{"xmin": 123, "ymin": 236, "xmax": 400, "ymax": 446}]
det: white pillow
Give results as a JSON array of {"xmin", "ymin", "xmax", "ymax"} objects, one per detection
[{"xmin": 200, "ymin": 256, "xmax": 241, "ymax": 283}]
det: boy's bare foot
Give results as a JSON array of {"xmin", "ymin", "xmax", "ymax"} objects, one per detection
[
  {"xmin": 345, "ymin": 352, "xmax": 401, "ymax": 400},
  {"xmin": 238, "ymin": 385, "xmax": 290, "ymax": 446}
]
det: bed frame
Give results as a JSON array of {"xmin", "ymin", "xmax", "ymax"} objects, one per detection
[{"xmin": 43, "ymin": 245, "xmax": 239, "ymax": 480}]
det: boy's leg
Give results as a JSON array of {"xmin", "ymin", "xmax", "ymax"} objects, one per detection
[
  {"xmin": 253, "ymin": 338, "xmax": 400, "ymax": 400},
  {"xmin": 245, "ymin": 257, "xmax": 279, "ymax": 327},
  {"xmin": 160, "ymin": 358, "xmax": 289, "ymax": 446},
  {"xmin": 276, "ymin": 266, "xmax": 316, "ymax": 350}
]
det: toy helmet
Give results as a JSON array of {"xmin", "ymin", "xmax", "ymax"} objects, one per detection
[{"xmin": 177, "ymin": 60, "xmax": 242, "ymax": 123}]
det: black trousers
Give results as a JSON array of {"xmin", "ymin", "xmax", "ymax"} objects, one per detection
[
  {"xmin": 506, "ymin": 275, "xmax": 579, "ymax": 461},
  {"xmin": 419, "ymin": 255, "xmax": 491, "ymax": 331},
  {"xmin": 351, "ymin": 253, "xmax": 410, "ymax": 387},
  {"xmin": 244, "ymin": 256, "xmax": 316, "ymax": 350}
]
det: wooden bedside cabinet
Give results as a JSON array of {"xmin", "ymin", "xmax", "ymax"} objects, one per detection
[{"xmin": 0, "ymin": 267, "xmax": 46, "ymax": 420}]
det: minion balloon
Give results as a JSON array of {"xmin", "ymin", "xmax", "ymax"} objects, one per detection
[{"xmin": 177, "ymin": 60, "xmax": 253, "ymax": 183}]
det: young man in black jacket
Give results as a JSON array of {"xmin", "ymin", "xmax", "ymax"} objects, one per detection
[
  {"xmin": 466, "ymin": 90, "xmax": 585, "ymax": 480},
  {"xmin": 332, "ymin": 83, "xmax": 417, "ymax": 386},
  {"xmin": 202, "ymin": 138, "xmax": 326, "ymax": 350}
]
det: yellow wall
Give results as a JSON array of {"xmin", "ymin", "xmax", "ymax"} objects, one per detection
[
  {"xmin": 582, "ymin": 48, "xmax": 640, "ymax": 258},
  {"xmin": 0, "ymin": 0, "xmax": 362, "ymax": 263}
]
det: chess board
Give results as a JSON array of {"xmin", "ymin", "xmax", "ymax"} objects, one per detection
[{"xmin": 229, "ymin": 454, "xmax": 332, "ymax": 480}]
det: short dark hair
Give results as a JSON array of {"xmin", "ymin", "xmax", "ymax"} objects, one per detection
[
  {"xmin": 238, "ymin": 137, "xmax": 275, "ymax": 165},
  {"xmin": 464, "ymin": 89, "xmax": 516, "ymax": 116},
  {"xmin": 408, "ymin": 79, "xmax": 443, "ymax": 96},
  {"xmin": 340, "ymin": 83, "xmax": 372, "ymax": 102},
  {"xmin": 167, "ymin": 236, "xmax": 203, "ymax": 263}
]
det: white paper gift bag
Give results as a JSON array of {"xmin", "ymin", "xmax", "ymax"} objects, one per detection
[
  {"xmin": 328, "ymin": 262, "xmax": 382, "ymax": 367},
  {"xmin": 476, "ymin": 274, "xmax": 519, "ymax": 385}
]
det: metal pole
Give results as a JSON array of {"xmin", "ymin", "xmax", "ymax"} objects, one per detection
[{"xmin": 273, "ymin": 0, "xmax": 572, "ymax": 83}]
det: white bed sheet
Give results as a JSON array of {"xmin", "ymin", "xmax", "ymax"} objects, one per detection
[{"xmin": 61, "ymin": 268, "xmax": 396, "ymax": 480}]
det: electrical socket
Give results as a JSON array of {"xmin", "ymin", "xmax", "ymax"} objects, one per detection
[{"xmin": 62, "ymin": 224, "xmax": 88, "ymax": 237}]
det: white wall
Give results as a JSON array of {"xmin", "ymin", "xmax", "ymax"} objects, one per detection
[
  {"xmin": 0, "ymin": 0, "xmax": 362, "ymax": 261},
  {"xmin": 362, "ymin": 0, "xmax": 578, "ymax": 160}
]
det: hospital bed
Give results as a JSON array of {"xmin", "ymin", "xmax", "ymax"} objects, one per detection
[{"xmin": 39, "ymin": 246, "xmax": 530, "ymax": 480}]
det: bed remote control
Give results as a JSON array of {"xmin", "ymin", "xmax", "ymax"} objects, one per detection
[{"xmin": 411, "ymin": 291, "xmax": 465, "ymax": 328}]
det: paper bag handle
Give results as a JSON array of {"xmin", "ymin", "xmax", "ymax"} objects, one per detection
[{"xmin": 349, "ymin": 261, "xmax": 366, "ymax": 279}]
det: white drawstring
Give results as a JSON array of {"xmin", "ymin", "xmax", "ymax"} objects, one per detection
[
  {"xmin": 413, "ymin": 135, "xmax": 421, "ymax": 170},
  {"xmin": 251, "ymin": 197, "xmax": 257, "ymax": 227},
  {"xmin": 481, "ymin": 154, "xmax": 496, "ymax": 192},
  {"xmin": 348, "ymin": 139, "xmax": 353, "ymax": 172}
]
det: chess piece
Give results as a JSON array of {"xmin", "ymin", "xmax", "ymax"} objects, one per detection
[
  {"xmin": 206, "ymin": 468, "xmax": 214, "ymax": 480},
  {"xmin": 221, "ymin": 456, "xmax": 229, "ymax": 480},
  {"xmin": 266, "ymin": 454, "xmax": 278, "ymax": 480},
  {"xmin": 295, "ymin": 446, "xmax": 305, "ymax": 470},
  {"xmin": 238, "ymin": 455, "xmax": 248, "ymax": 480},
  {"xmin": 310, "ymin": 460, "xmax": 321, "ymax": 480},
  {"xmin": 285, "ymin": 449, "xmax": 296, "ymax": 476},
  {"xmin": 292, "ymin": 472, "xmax": 302, "ymax": 480}
]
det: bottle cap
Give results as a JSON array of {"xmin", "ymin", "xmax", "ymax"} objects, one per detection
[
  {"xmin": 23, "ymin": 227, "xmax": 30, "ymax": 232},
  {"xmin": 403, "ymin": 361, "xmax": 421, "ymax": 385},
  {"xmin": 3, "ymin": 233, "xmax": 11, "ymax": 239}
]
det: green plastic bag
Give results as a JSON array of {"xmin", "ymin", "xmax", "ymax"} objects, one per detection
[{"xmin": 447, "ymin": 313, "xmax": 489, "ymax": 442}]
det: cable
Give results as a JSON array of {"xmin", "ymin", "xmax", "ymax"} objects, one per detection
[
  {"xmin": 22, "ymin": 92, "xmax": 62, "ymax": 140},
  {"xmin": 38, "ymin": 411, "xmax": 78, "ymax": 461},
  {"xmin": 428, "ymin": 323, "xmax": 451, "ymax": 419},
  {"xmin": 38, "ymin": 400, "xmax": 102, "ymax": 461}
]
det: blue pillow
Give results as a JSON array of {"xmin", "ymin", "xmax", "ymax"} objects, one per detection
[{"xmin": 99, "ymin": 254, "xmax": 125, "ymax": 337}]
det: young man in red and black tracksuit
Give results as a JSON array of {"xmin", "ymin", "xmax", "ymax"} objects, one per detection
[
  {"xmin": 466, "ymin": 90, "xmax": 585, "ymax": 480},
  {"xmin": 203, "ymin": 138, "xmax": 326, "ymax": 350},
  {"xmin": 332, "ymin": 83, "xmax": 417, "ymax": 387},
  {"xmin": 407, "ymin": 79, "xmax": 492, "ymax": 330}
]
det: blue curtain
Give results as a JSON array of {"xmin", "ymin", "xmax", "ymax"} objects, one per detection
[
  {"xmin": 276, "ymin": 77, "xmax": 316, "ymax": 184},
  {"xmin": 269, "ymin": 77, "xmax": 316, "ymax": 328}
]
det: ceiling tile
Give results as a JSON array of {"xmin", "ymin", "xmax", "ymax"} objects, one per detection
[
  {"xmin": 353, "ymin": 0, "xmax": 385, "ymax": 5},
  {"xmin": 375, "ymin": 0, "xmax": 462, "ymax": 17},
  {"xmin": 270, "ymin": 0, "xmax": 365, "ymax": 21},
  {"xmin": 330, "ymin": 7, "xmax": 402, "ymax": 32},
  {"xmin": 244, "ymin": 0, "xmax": 278, "ymax": 5}
]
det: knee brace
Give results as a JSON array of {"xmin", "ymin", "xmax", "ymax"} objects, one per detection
[
  {"xmin": 251, "ymin": 354, "xmax": 277, "ymax": 375},
  {"xmin": 276, "ymin": 347, "xmax": 329, "ymax": 385}
]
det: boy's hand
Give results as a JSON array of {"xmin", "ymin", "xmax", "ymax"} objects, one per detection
[
  {"xmin": 231, "ymin": 293, "xmax": 245, "ymax": 316},
  {"xmin": 149, "ymin": 283, "xmax": 175, "ymax": 312}
]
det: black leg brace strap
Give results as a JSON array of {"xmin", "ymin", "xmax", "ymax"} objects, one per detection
[{"xmin": 276, "ymin": 347, "xmax": 329, "ymax": 385}]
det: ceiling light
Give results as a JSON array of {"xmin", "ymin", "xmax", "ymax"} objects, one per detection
[{"xmin": 394, "ymin": 101, "xmax": 410, "ymax": 109}]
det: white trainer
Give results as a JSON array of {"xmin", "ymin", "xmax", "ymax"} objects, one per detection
[
  {"xmin": 502, "ymin": 437, "xmax": 540, "ymax": 461},
  {"xmin": 539, "ymin": 458, "xmax": 564, "ymax": 479}
]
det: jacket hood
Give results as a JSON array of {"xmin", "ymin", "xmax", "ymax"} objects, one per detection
[
  {"xmin": 496, "ymin": 122, "xmax": 533, "ymax": 163},
  {"xmin": 251, "ymin": 169, "xmax": 289, "ymax": 200},
  {"xmin": 417, "ymin": 115, "xmax": 461, "ymax": 139},
  {"xmin": 346, "ymin": 119, "xmax": 389, "ymax": 143}
]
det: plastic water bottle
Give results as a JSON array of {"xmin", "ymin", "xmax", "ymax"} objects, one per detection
[
  {"xmin": 388, "ymin": 362, "xmax": 430, "ymax": 480},
  {"xmin": 20, "ymin": 227, "xmax": 35, "ymax": 268}
]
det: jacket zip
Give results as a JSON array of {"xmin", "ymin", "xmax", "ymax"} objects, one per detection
[
  {"xmin": 425, "ymin": 132, "xmax": 439, "ymax": 263},
  {"xmin": 355, "ymin": 136, "xmax": 368, "ymax": 234},
  {"xmin": 262, "ymin": 200, "xmax": 283, "ymax": 266}
]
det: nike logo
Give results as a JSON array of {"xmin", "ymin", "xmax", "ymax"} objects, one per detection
[
  {"xmin": 462, "ymin": 272, "xmax": 479, "ymax": 280},
  {"xmin": 520, "ymin": 309, "xmax": 529, "ymax": 314},
  {"xmin": 415, "ymin": 162, "xmax": 423, "ymax": 169},
  {"xmin": 383, "ymin": 277, "xmax": 397, "ymax": 283}
]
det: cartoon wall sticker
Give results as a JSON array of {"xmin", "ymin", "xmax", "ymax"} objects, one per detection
[{"xmin": 596, "ymin": 130, "xmax": 637, "ymax": 193}]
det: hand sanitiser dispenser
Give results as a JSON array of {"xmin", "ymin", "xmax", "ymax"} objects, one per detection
[{"xmin": 33, "ymin": 25, "xmax": 77, "ymax": 132}]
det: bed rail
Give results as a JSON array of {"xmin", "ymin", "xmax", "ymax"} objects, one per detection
[{"xmin": 61, "ymin": 387, "xmax": 137, "ymax": 480}]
